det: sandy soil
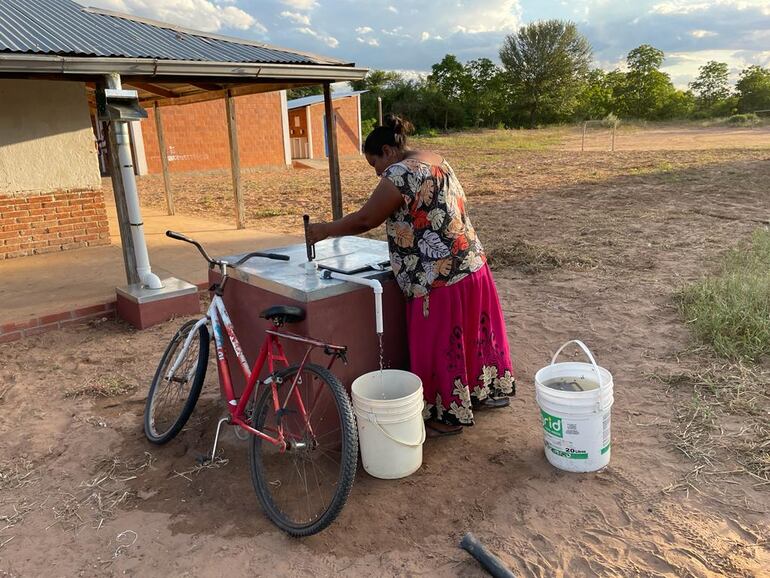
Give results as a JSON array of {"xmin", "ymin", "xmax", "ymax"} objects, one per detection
[{"xmin": 2, "ymin": 126, "xmax": 769, "ymax": 577}]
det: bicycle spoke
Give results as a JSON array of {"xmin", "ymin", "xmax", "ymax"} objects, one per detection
[
  {"xmin": 145, "ymin": 322, "xmax": 207, "ymax": 442},
  {"xmin": 250, "ymin": 363, "xmax": 355, "ymax": 535}
]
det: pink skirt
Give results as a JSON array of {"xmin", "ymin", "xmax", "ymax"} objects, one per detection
[{"xmin": 406, "ymin": 265, "xmax": 515, "ymax": 426}]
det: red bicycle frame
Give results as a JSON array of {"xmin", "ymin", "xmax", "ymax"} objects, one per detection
[{"xmin": 204, "ymin": 293, "xmax": 345, "ymax": 452}]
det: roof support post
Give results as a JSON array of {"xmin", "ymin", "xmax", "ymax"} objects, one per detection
[
  {"xmin": 323, "ymin": 82, "xmax": 343, "ymax": 220},
  {"xmin": 225, "ymin": 90, "xmax": 246, "ymax": 229},
  {"xmin": 104, "ymin": 72, "xmax": 163, "ymax": 289},
  {"xmin": 153, "ymin": 102, "xmax": 174, "ymax": 215}
]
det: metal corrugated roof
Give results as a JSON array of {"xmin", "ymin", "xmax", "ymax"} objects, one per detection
[
  {"xmin": 0, "ymin": 0, "xmax": 348, "ymax": 66},
  {"xmin": 287, "ymin": 90, "xmax": 367, "ymax": 109}
]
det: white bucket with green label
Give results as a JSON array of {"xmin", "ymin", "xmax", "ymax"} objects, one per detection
[{"xmin": 535, "ymin": 340, "xmax": 614, "ymax": 473}]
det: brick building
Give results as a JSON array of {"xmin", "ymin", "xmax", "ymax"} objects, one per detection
[
  {"xmin": 1, "ymin": 0, "xmax": 365, "ymax": 262},
  {"xmin": 287, "ymin": 91, "xmax": 365, "ymax": 161},
  {"xmin": 117, "ymin": 90, "xmax": 364, "ymax": 177}
]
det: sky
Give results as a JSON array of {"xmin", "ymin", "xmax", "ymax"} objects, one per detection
[{"xmin": 77, "ymin": 0, "xmax": 770, "ymax": 88}]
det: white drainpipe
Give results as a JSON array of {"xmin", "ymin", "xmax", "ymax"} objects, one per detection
[
  {"xmin": 106, "ymin": 73, "xmax": 163, "ymax": 290},
  {"xmin": 321, "ymin": 270, "xmax": 383, "ymax": 334}
]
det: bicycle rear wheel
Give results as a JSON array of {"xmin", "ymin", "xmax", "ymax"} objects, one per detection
[
  {"xmin": 249, "ymin": 363, "xmax": 357, "ymax": 536},
  {"xmin": 144, "ymin": 319, "xmax": 209, "ymax": 444}
]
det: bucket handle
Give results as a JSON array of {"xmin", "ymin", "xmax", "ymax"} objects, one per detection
[
  {"xmin": 551, "ymin": 339, "xmax": 605, "ymax": 405},
  {"xmin": 367, "ymin": 414, "xmax": 426, "ymax": 447}
]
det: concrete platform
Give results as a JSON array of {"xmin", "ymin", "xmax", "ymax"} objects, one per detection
[{"xmin": 0, "ymin": 193, "xmax": 302, "ymax": 334}]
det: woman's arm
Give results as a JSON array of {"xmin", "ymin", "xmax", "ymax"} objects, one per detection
[{"xmin": 306, "ymin": 177, "xmax": 404, "ymax": 243}]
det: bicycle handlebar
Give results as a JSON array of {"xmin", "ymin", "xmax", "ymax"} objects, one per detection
[
  {"xmin": 166, "ymin": 230, "xmax": 290, "ymax": 269},
  {"xmin": 166, "ymin": 230, "xmax": 214, "ymax": 264},
  {"xmin": 235, "ymin": 251, "xmax": 290, "ymax": 265}
]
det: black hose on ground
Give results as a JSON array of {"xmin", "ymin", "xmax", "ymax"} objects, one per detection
[{"xmin": 459, "ymin": 532, "xmax": 516, "ymax": 578}]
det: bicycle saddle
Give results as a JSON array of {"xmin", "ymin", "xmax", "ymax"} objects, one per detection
[{"xmin": 260, "ymin": 305, "xmax": 306, "ymax": 326}]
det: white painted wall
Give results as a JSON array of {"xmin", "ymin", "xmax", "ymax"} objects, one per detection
[{"xmin": 0, "ymin": 79, "xmax": 101, "ymax": 195}]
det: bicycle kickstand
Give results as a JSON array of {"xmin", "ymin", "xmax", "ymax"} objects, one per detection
[{"xmin": 199, "ymin": 416, "xmax": 229, "ymax": 464}]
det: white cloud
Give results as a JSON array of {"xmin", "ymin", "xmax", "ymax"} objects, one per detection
[
  {"xmin": 387, "ymin": 5, "xmax": 398, "ymax": 13},
  {"xmin": 690, "ymin": 29, "xmax": 718, "ymax": 38},
  {"xmin": 281, "ymin": 0, "xmax": 318, "ymax": 10},
  {"xmin": 420, "ymin": 31, "xmax": 430, "ymax": 41},
  {"xmin": 391, "ymin": 69, "xmax": 426, "ymax": 82},
  {"xmin": 652, "ymin": 0, "xmax": 770, "ymax": 16},
  {"xmin": 381, "ymin": 27, "xmax": 412, "ymax": 39},
  {"xmin": 447, "ymin": 0, "xmax": 521, "ymax": 33},
  {"xmin": 663, "ymin": 48, "xmax": 765, "ymax": 87},
  {"xmin": 297, "ymin": 27, "xmax": 339, "ymax": 47},
  {"xmin": 356, "ymin": 36, "xmax": 380, "ymax": 46},
  {"xmin": 356, "ymin": 26, "xmax": 373, "ymax": 34},
  {"xmin": 81, "ymin": 0, "xmax": 266, "ymax": 33},
  {"xmin": 280, "ymin": 10, "xmax": 311, "ymax": 25}
]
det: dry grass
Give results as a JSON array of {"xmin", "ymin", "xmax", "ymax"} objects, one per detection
[
  {"xmin": 487, "ymin": 237, "xmax": 596, "ymax": 274},
  {"xmin": 125, "ymin": 128, "xmax": 769, "ymax": 235},
  {"xmin": 170, "ymin": 455, "xmax": 229, "ymax": 482},
  {"xmin": 64, "ymin": 374, "xmax": 137, "ymax": 399},
  {"xmin": 0, "ymin": 457, "xmax": 38, "ymax": 492},
  {"xmin": 0, "ymin": 459, "xmax": 42, "ymax": 551},
  {"xmin": 653, "ymin": 361, "xmax": 770, "ymax": 487},
  {"xmin": 49, "ymin": 452, "xmax": 154, "ymax": 531}
]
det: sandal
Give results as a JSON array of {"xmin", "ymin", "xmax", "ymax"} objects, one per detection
[
  {"xmin": 425, "ymin": 421, "xmax": 463, "ymax": 438},
  {"xmin": 473, "ymin": 396, "xmax": 510, "ymax": 410}
]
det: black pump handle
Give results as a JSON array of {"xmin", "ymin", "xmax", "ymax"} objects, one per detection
[{"xmin": 303, "ymin": 215, "xmax": 315, "ymax": 261}]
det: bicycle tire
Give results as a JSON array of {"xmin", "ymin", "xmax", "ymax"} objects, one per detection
[
  {"xmin": 144, "ymin": 319, "xmax": 209, "ymax": 444},
  {"xmin": 249, "ymin": 363, "xmax": 358, "ymax": 536}
]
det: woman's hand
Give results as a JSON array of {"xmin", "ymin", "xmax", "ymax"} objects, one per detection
[{"xmin": 306, "ymin": 222, "xmax": 330, "ymax": 245}]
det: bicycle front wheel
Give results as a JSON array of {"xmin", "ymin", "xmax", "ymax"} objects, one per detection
[
  {"xmin": 144, "ymin": 319, "xmax": 209, "ymax": 444},
  {"xmin": 249, "ymin": 363, "xmax": 358, "ymax": 536}
]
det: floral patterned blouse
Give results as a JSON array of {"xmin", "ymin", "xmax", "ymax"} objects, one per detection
[{"xmin": 382, "ymin": 157, "xmax": 486, "ymax": 299}]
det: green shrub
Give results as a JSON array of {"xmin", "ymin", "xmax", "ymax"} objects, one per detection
[
  {"xmin": 727, "ymin": 113, "xmax": 760, "ymax": 126},
  {"xmin": 361, "ymin": 117, "xmax": 377, "ymax": 138},
  {"xmin": 601, "ymin": 113, "xmax": 621, "ymax": 128},
  {"xmin": 678, "ymin": 229, "xmax": 770, "ymax": 362}
]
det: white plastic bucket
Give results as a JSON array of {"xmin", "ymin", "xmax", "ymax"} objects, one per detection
[
  {"xmin": 351, "ymin": 370, "xmax": 426, "ymax": 479},
  {"xmin": 535, "ymin": 340, "xmax": 614, "ymax": 473}
]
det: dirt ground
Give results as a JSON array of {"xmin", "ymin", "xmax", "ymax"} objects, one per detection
[{"xmin": 2, "ymin": 125, "xmax": 769, "ymax": 577}]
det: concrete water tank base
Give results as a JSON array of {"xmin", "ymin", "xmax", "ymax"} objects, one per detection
[{"xmin": 116, "ymin": 277, "xmax": 200, "ymax": 329}]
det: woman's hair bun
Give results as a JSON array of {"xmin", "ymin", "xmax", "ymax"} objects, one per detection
[{"xmin": 384, "ymin": 113, "xmax": 413, "ymax": 136}]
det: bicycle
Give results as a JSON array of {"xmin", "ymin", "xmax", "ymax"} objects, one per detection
[{"xmin": 143, "ymin": 230, "xmax": 358, "ymax": 537}]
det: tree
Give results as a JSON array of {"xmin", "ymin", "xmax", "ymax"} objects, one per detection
[
  {"xmin": 464, "ymin": 58, "xmax": 509, "ymax": 127},
  {"xmin": 286, "ymin": 85, "xmax": 323, "ymax": 100},
  {"xmin": 689, "ymin": 61, "xmax": 731, "ymax": 112},
  {"xmin": 428, "ymin": 54, "xmax": 469, "ymax": 129},
  {"xmin": 351, "ymin": 70, "xmax": 403, "ymax": 125},
  {"xmin": 574, "ymin": 68, "xmax": 616, "ymax": 119},
  {"xmin": 350, "ymin": 69, "xmax": 401, "ymax": 94},
  {"xmin": 619, "ymin": 44, "xmax": 677, "ymax": 119},
  {"xmin": 499, "ymin": 20, "xmax": 593, "ymax": 127},
  {"xmin": 736, "ymin": 65, "xmax": 770, "ymax": 113}
]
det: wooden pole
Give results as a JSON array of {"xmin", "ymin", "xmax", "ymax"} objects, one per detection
[
  {"xmin": 323, "ymin": 83, "xmax": 343, "ymax": 220},
  {"xmin": 581, "ymin": 121, "xmax": 587, "ymax": 152},
  {"xmin": 611, "ymin": 125, "xmax": 616, "ymax": 152},
  {"xmin": 154, "ymin": 102, "xmax": 174, "ymax": 215},
  {"xmin": 100, "ymin": 79, "xmax": 139, "ymax": 286},
  {"xmin": 377, "ymin": 96, "xmax": 383, "ymax": 126},
  {"xmin": 225, "ymin": 90, "xmax": 245, "ymax": 229}
]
